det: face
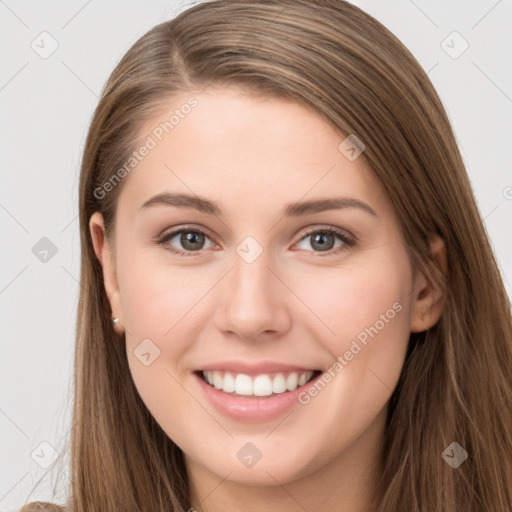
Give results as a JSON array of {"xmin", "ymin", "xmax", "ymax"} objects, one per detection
[{"xmin": 90, "ymin": 87, "xmax": 442, "ymax": 496}]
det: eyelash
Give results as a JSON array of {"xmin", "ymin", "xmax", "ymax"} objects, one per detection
[{"xmin": 156, "ymin": 225, "xmax": 355, "ymax": 257}]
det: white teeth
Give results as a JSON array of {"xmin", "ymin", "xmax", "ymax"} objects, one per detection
[
  {"xmin": 223, "ymin": 372, "xmax": 235, "ymax": 393},
  {"xmin": 235, "ymin": 374, "xmax": 253, "ymax": 395},
  {"xmin": 298, "ymin": 372, "xmax": 310, "ymax": 386},
  {"xmin": 213, "ymin": 371, "xmax": 223, "ymax": 389},
  {"xmin": 286, "ymin": 372, "xmax": 298, "ymax": 391},
  {"xmin": 272, "ymin": 373, "xmax": 287, "ymax": 393},
  {"xmin": 253, "ymin": 375, "xmax": 273, "ymax": 396},
  {"xmin": 202, "ymin": 370, "xmax": 316, "ymax": 396}
]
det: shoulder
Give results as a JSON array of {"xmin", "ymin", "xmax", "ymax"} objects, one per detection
[{"xmin": 18, "ymin": 502, "xmax": 67, "ymax": 512}]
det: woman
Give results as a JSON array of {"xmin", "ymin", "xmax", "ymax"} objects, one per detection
[{"xmin": 21, "ymin": 0, "xmax": 512, "ymax": 510}]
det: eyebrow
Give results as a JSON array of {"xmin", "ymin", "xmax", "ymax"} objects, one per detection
[{"xmin": 139, "ymin": 192, "xmax": 378, "ymax": 218}]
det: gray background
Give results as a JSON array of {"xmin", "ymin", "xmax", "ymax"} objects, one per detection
[{"xmin": 1, "ymin": 0, "xmax": 511, "ymax": 509}]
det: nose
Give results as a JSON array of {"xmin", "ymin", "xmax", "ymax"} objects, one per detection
[{"xmin": 214, "ymin": 249, "xmax": 292, "ymax": 342}]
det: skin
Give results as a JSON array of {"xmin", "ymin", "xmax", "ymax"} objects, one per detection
[{"xmin": 90, "ymin": 86, "xmax": 447, "ymax": 512}]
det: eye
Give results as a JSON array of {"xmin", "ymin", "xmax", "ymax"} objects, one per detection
[
  {"xmin": 157, "ymin": 227, "xmax": 215, "ymax": 257},
  {"xmin": 294, "ymin": 226, "xmax": 354, "ymax": 256},
  {"xmin": 157, "ymin": 225, "xmax": 355, "ymax": 257}
]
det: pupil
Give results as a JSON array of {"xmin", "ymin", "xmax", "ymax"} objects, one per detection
[
  {"xmin": 312, "ymin": 233, "xmax": 333, "ymax": 251},
  {"xmin": 182, "ymin": 232, "xmax": 204, "ymax": 250}
]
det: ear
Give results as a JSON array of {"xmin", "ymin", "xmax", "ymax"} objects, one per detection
[
  {"xmin": 410, "ymin": 233, "xmax": 448, "ymax": 333},
  {"xmin": 89, "ymin": 212, "xmax": 125, "ymax": 334}
]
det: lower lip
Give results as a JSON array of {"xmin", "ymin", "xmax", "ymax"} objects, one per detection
[{"xmin": 193, "ymin": 372, "xmax": 322, "ymax": 423}]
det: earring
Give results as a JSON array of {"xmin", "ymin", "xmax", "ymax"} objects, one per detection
[{"xmin": 112, "ymin": 317, "xmax": 119, "ymax": 325}]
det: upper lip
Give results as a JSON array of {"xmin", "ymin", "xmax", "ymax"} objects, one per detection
[{"xmin": 197, "ymin": 360, "xmax": 321, "ymax": 376}]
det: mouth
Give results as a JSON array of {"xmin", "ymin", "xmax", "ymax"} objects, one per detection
[{"xmin": 194, "ymin": 369, "xmax": 323, "ymax": 398}]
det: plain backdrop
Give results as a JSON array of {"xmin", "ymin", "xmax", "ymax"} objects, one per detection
[{"xmin": 1, "ymin": 0, "xmax": 511, "ymax": 509}]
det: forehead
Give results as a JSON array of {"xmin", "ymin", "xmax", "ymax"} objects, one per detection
[{"xmin": 116, "ymin": 87, "xmax": 391, "ymax": 221}]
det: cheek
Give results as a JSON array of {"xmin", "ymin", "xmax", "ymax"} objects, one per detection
[
  {"xmin": 291, "ymin": 250, "xmax": 413, "ymax": 408},
  {"xmin": 120, "ymin": 259, "xmax": 206, "ymax": 438},
  {"xmin": 289, "ymin": 251, "xmax": 412, "ymax": 350},
  {"xmin": 285, "ymin": 257, "xmax": 412, "ymax": 465},
  {"xmin": 118, "ymin": 251, "xmax": 207, "ymax": 346}
]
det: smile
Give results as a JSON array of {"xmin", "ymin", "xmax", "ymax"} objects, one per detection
[
  {"xmin": 199, "ymin": 369, "xmax": 322, "ymax": 397},
  {"xmin": 193, "ymin": 361, "xmax": 324, "ymax": 421}
]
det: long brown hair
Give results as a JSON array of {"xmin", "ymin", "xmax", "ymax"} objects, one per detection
[{"xmin": 21, "ymin": 0, "xmax": 512, "ymax": 510}]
